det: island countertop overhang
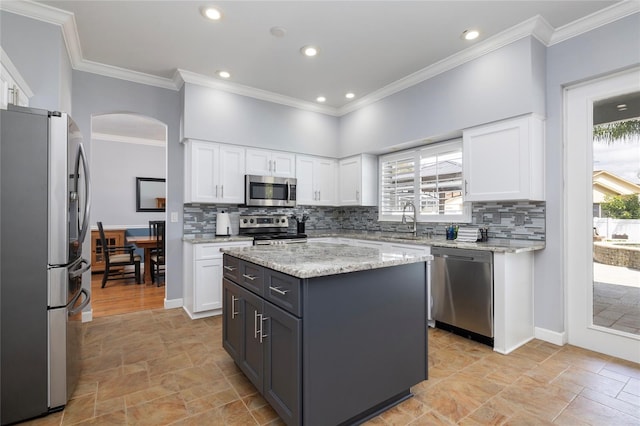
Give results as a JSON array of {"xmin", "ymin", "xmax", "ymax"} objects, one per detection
[{"xmin": 221, "ymin": 242, "xmax": 433, "ymax": 279}]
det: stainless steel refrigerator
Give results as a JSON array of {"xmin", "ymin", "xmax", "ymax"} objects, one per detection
[{"xmin": 1, "ymin": 105, "xmax": 91, "ymax": 425}]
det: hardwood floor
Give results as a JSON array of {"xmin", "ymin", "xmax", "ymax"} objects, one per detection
[{"xmin": 90, "ymin": 272, "xmax": 165, "ymax": 318}]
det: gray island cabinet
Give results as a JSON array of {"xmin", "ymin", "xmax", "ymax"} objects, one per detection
[{"xmin": 221, "ymin": 242, "xmax": 431, "ymax": 426}]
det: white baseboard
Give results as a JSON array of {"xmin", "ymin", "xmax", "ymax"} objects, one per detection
[
  {"xmin": 165, "ymin": 298, "xmax": 183, "ymax": 310},
  {"xmin": 183, "ymin": 306, "xmax": 222, "ymax": 320},
  {"xmin": 82, "ymin": 310, "xmax": 93, "ymax": 323},
  {"xmin": 535, "ymin": 327, "xmax": 567, "ymax": 346}
]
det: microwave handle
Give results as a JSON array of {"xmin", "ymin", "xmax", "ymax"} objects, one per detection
[{"xmin": 287, "ymin": 181, "xmax": 291, "ymax": 202}]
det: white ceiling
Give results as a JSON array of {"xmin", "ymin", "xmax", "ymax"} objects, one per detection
[{"xmin": 17, "ymin": 0, "xmax": 632, "ymax": 116}]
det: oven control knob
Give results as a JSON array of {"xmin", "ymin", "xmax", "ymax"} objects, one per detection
[
  {"xmin": 242, "ymin": 218, "xmax": 248, "ymax": 224},
  {"xmin": 281, "ymin": 218, "xmax": 286, "ymax": 223},
  {"xmin": 250, "ymin": 219, "xmax": 254, "ymax": 223}
]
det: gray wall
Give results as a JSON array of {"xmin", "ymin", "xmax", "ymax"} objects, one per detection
[
  {"xmin": 338, "ymin": 37, "xmax": 547, "ymax": 157},
  {"xmin": 72, "ymin": 70, "xmax": 182, "ymax": 301},
  {"xmin": 183, "ymin": 83, "xmax": 340, "ymax": 157},
  {"xmin": 91, "ymin": 139, "xmax": 165, "ymax": 227},
  {"xmin": 540, "ymin": 13, "xmax": 640, "ymax": 333},
  {"xmin": 0, "ymin": 11, "xmax": 70, "ymax": 111}
]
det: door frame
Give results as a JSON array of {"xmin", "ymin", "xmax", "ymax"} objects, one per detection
[{"xmin": 564, "ymin": 66, "xmax": 640, "ymax": 363}]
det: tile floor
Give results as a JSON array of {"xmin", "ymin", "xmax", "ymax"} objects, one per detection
[{"xmin": 19, "ymin": 308, "xmax": 640, "ymax": 426}]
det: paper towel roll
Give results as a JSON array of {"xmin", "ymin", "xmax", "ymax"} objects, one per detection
[{"xmin": 216, "ymin": 212, "xmax": 231, "ymax": 236}]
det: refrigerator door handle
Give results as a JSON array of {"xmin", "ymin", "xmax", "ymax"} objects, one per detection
[
  {"xmin": 69, "ymin": 259, "xmax": 90, "ymax": 279},
  {"xmin": 76, "ymin": 143, "xmax": 91, "ymax": 245},
  {"xmin": 68, "ymin": 288, "xmax": 90, "ymax": 316}
]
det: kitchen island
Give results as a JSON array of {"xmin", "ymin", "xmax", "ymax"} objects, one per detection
[{"xmin": 221, "ymin": 242, "xmax": 432, "ymax": 426}]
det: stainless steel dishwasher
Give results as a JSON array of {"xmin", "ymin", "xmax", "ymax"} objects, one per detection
[{"xmin": 431, "ymin": 247, "xmax": 494, "ymax": 346}]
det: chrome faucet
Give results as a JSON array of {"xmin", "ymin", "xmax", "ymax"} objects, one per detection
[{"xmin": 401, "ymin": 201, "xmax": 417, "ymax": 237}]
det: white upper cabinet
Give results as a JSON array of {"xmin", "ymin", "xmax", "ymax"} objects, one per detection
[
  {"xmin": 463, "ymin": 114, "xmax": 545, "ymax": 202},
  {"xmin": 184, "ymin": 139, "xmax": 245, "ymax": 204},
  {"xmin": 246, "ymin": 148, "xmax": 296, "ymax": 178},
  {"xmin": 296, "ymin": 155, "xmax": 337, "ymax": 206},
  {"xmin": 1, "ymin": 51, "xmax": 33, "ymax": 109},
  {"xmin": 339, "ymin": 154, "xmax": 378, "ymax": 206}
]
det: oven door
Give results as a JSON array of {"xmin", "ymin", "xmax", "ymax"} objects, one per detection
[{"xmin": 245, "ymin": 175, "xmax": 296, "ymax": 207}]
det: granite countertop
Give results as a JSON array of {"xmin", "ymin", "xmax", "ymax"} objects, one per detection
[
  {"xmin": 221, "ymin": 242, "xmax": 433, "ymax": 279},
  {"xmin": 183, "ymin": 230, "xmax": 545, "ymax": 253},
  {"xmin": 305, "ymin": 230, "xmax": 545, "ymax": 254},
  {"xmin": 183, "ymin": 234, "xmax": 253, "ymax": 244}
]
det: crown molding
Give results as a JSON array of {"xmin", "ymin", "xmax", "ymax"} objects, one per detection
[
  {"xmin": 75, "ymin": 59, "xmax": 177, "ymax": 90},
  {"xmin": 92, "ymin": 132, "xmax": 166, "ymax": 147},
  {"xmin": 0, "ymin": 0, "xmax": 71, "ymax": 26},
  {"xmin": 176, "ymin": 69, "xmax": 340, "ymax": 116},
  {"xmin": 549, "ymin": 0, "xmax": 640, "ymax": 45}
]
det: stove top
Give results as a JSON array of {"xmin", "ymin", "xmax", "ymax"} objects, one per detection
[
  {"xmin": 253, "ymin": 233, "xmax": 307, "ymax": 241},
  {"xmin": 239, "ymin": 214, "xmax": 308, "ymax": 245}
]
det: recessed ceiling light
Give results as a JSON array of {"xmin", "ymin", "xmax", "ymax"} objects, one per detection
[
  {"xmin": 201, "ymin": 6, "xmax": 222, "ymax": 21},
  {"xmin": 301, "ymin": 46, "xmax": 319, "ymax": 57},
  {"xmin": 316, "ymin": 96, "xmax": 326, "ymax": 103},
  {"xmin": 217, "ymin": 70, "xmax": 231, "ymax": 79},
  {"xmin": 461, "ymin": 29, "xmax": 480, "ymax": 40},
  {"xmin": 345, "ymin": 92, "xmax": 355, "ymax": 99}
]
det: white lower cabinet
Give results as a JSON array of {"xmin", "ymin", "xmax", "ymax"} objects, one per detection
[
  {"xmin": 184, "ymin": 241, "xmax": 252, "ymax": 319},
  {"xmin": 493, "ymin": 251, "xmax": 535, "ymax": 354}
]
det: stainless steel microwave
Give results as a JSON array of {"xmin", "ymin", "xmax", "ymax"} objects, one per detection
[{"xmin": 245, "ymin": 175, "xmax": 297, "ymax": 207}]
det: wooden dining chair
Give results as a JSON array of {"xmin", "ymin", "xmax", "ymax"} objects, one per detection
[
  {"xmin": 149, "ymin": 221, "xmax": 166, "ymax": 286},
  {"xmin": 97, "ymin": 222, "xmax": 142, "ymax": 288}
]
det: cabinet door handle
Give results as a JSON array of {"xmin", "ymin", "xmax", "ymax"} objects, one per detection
[
  {"xmin": 221, "ymin": 185, "xmax": 224, "ymax": 198},
  {"xmin": 269, "ymin": 286, "xmax": 289, "ymax": 295},
  {"xmin": 242, "ymin": 273, "xmax": 257, "ymax": 281},
  {"xmin": 215, "ymin": 185, "xmax": 218, "ymax": 198},
  {"xmin": 356, "ymin": 190, "xmax": 359, "ymax": 201},
  {"xmin": 464, "ymin": 180, "xmax": 468, "ymax": 195},
  {"xmin": 231, "ymin": 296, "xmax": 239, "ymax": 319},
  {"xmin": 254, "ymin": 310, "xmax": 259, "ymax": 338},
  {"xmin": 318, "ymin": 190, "xmax": 321, "ymax": 200},
  {"xmin": 273, "ymin": 161, "xmax": 277, "ymax": 173},
  {"xmin": 223, "ymin": 265, "xmax": 236, "ymax": 271},
  {"xmin": 259, "ymin": 315, "xmax": 269, "ymax": 343},
  {"xmin": 268, "ymin": 160, "xmax": 272, "ymax": 172}
]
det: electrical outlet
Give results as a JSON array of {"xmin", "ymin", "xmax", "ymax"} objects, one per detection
[{"xmin": 170, "ymin": 212, "xmax": 179, "ymax": 222}]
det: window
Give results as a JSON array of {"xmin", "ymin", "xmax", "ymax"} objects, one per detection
[{"xmin": 379, "ymin": 140, "xmax": 470, "ymax": 223}]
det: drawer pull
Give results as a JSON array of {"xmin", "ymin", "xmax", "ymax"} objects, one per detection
[
  {"xmin": 242, "ymin": 274, "xmax": 257, "ymax": 281},
  {"xmin": 269, "ymin": 286, "xmax": 289, "ymax": 296},
  {"xmin": 224, "ymin": 265, "xmax": 236, "ymax": 271}
]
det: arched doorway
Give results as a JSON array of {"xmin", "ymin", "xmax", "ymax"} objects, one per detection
[{"xmin": 89, "ymin": 113, "xmax": 168, "ymax": 317}]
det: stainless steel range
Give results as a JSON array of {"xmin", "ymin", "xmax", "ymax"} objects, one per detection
[{"xmin": 239, "ymin": 215, "xmax": 307, "ymax": 245}]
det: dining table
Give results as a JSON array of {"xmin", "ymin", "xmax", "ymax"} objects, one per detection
[{"xmin": 127, "ymin": 235, "xmax": 159, "ymax": 284}]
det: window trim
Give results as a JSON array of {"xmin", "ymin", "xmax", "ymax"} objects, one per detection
[{"xmin": 378, "ymin": 139, "xmax": 471, "ymax": 223}]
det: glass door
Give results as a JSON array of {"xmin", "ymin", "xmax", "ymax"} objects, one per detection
[{"xmin": 565, "ymin": 67, "xmax": 640, "ymax": 363}]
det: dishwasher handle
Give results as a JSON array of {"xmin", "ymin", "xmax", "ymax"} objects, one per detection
[{"xmin": 439, "ymin": 254, "xmax": 475, "ymax": 261}]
